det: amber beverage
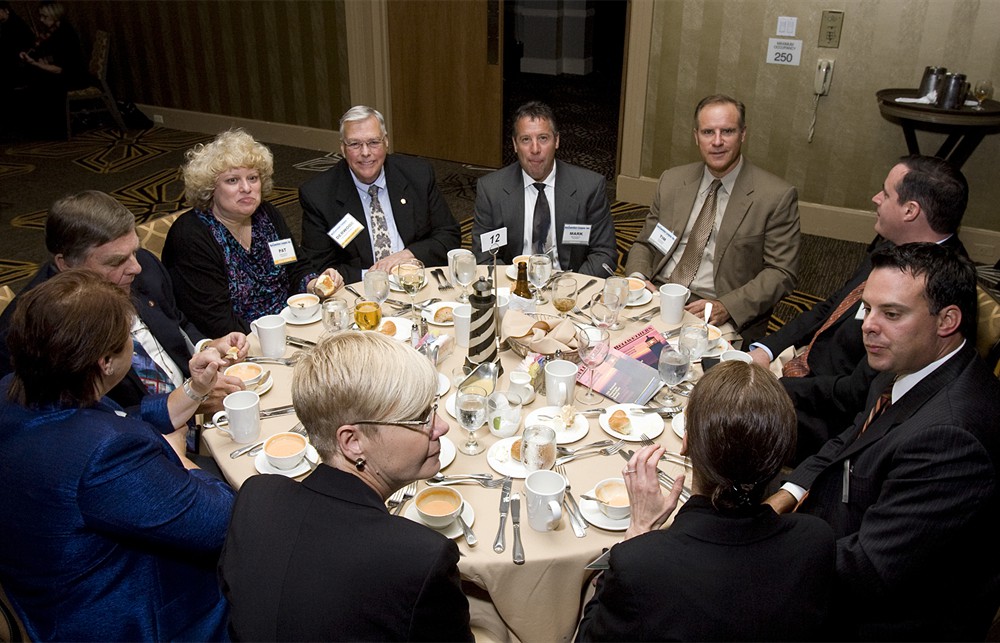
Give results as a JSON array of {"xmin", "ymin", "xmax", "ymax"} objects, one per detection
[{"xmin": 354, "ymin": 300, "xmax": 382, "ymax": 331}]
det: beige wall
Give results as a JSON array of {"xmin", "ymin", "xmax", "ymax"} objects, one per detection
[{"xmin": 635, "ymin": 0, "xmax": 1000, "ymax": 234}]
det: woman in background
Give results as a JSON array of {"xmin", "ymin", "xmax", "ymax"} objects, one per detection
[{"xmin": 164, "ymin": 128, "xmax": 342, "ymax": 336}]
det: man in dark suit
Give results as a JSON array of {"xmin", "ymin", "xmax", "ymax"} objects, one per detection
[
  {"xmin": 749, "ymin": 155, "xmax": 969, "ymax": 461},
  {"xmin": 471, "ymin": 101, "xmax": 616, "ymax": 277},
  {"xmin": 767, "ymin": 243, "xmax": 1000, "ymax": 641},
  {"xmin": 625, "ymin": 94, "xmax": 800, "ymax": 344},
  {"xmin": 299, "ymin": 105, "xmax": 461, "ymax": 284},
  {"xmin": 0, "ymin": 191, "xmax": 246, "ymax": 414}
]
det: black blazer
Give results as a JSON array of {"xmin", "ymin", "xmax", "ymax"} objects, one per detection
[
  {"xmin": 577, "ymin": 496, "xmax": 835, "ymax": 642},
  {"xmin": 298, "ymin": 154, "xmax": 461, "ymax": 283},
  {"xmin": 219, "ymin": 465, "xmax": 473, "ymax": 642},
  {"xmin": 789, "ymin": 342, "xmax": 1000, "ymax": 640}
]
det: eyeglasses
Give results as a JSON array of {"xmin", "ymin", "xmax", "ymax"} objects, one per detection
[
  {"xmin": 343, "ymin": 138, "xmax": 385, "ymax": 152},
  {"xmin": 350, "ymin": 399, "xmax": 439, "ymax": 436}
]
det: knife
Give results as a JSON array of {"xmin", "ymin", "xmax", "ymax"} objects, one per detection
[
  {"xmin": 619, "ymin": 449, "xmax": 691, "ymax": 502},
  {"xmin": 492, "ymin": 476, "xmax": 513, "ymax": 553},
  {"xmin": 205, "ymin": 404, "xmax": 296, "ymax": 429},
  {"xmin": 286, "ymin": 335, "xmax": 316, "ymax": 348},
  {"xmin": 345, "ymin": 285, "xmax": 363, "ymax": 299},
  {"xmin": 578, "ymin": 278, "xmax": 598, "ymax": 294},
  {"xmin": 511, "ymin": 493, "xmax": 525, "ymax": 564},
  {"xmin": 564, "ymin": 493, "xmax": 587, "ymax": 538}
]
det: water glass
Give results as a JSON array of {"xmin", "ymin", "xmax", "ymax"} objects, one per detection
[
  {"xmin": 588, "ymin": 293, "xmax": 617, "ymax": 328},
  {"xmin": 487, "ymin": 391, "xmax": 522, "ymax": 438},
  {"xmin": 322, "ymin": 298, "xmax": 351, "ymax": 333},
  {"xmin": 657, "ymin": 345, "xmax": 690, "ymax": 404},
  {"xmin": 679, "ymin": 323, "xmax": 709, "ymax": 361},
  {"xmin": 576, "ymin": 326, "xmax": 611, "ymax": 404},
  {"xmin": 528, "ymin": 254, "xmax": 553, "ymax": 305},
  {"xmin": 520, "ymin": 425, "xmax": 557, "ymax": 472},
  {"xmin": 456, "ymin": 385, "xmax": 488, "ymax": 455},
  {"xmin": 363, "ymin": 269, "xmax": 390, "ymax": 305},
  {"xmin": 453, "ymin": 252, "xmax": 477, "ymax": 304},
  {"xmin": 604, "ymin": 277, "xmax": 629, "ymax": 330}
]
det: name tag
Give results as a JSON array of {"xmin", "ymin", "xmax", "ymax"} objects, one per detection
[
  {"xmin": 327, "ymin": 214, "xmax": 364, "ymax": 248},
  {"xmin": 649, "ymin": 223, "xmax": 677, "ymax": 255},
  {"xmin": 480, "ymin": 227, "xmax": 508, "ymax": 252},
  {"xmin": 562, "ymin": 224, "xmax": 591, "ymax": 245},
  {"xmin": 268, "ymin": 239, "xmax": 297, "ymax": 265},
  {"xmin": 854, "ymin": 303, "xmax": 866, "ymax": 320}
]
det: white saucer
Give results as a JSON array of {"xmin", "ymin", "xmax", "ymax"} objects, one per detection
[
  {"xmin": 436, "ymin": 372, "xmax": 450, "ymax": 396},
  {"xmin": 254, "ymin": 444, "xmax": 319, "ymax": 477},
  {"xmin": 280, "ymin": 306, "xmax": 322, "ymax": 325},
  {"xmin": 250, "ymin": 374, "xmax": 274, "ymax": 396},
  {"xmin": 598, "ymin": 404, "xmax": 665, "ymax": 441},
  {"xmin": 671, "ymin": 412, "xmax": 685, "ymax": 439},
  {"xmin": 487, "ymin": 436, "xmax": 529, "ymax": 478},
  {"xmin": 445, "ymin": 393, "xmax": 457, "ymax": 418},
  {"xmin": 438, "ymin": 435, "xmax": 456, "ymax": 470},
  {"xmin": 699, "ymin": 340, "xmax": 733, "ymax": 360},
  {"xmin": 579, "ymin": 487, "xmax": 630, "ymax": 531},
  {"xmin": 524, "ymin": 406, "xmax": 589, "ymax": 444},
  {"xmin": 624, "ymin": 289, "xmax": 654, "ymax": 307},
  {"xmin": 377, "ymin": 316, "xmax": 412, "ymax": 341},
  {"xmin": 505, "ymin": 264, "xmax": 518, "ymax": 280},
  {"xmin": 389, "ymin": 274, "xmax": 429, "ymax": 293},
  {"xmin": 423, "ymin": 301, "xmax": 461, "ymax": 327},
  {"xmin": 403, "ymin": 501, "xmax": 475, "ymax": 539}
]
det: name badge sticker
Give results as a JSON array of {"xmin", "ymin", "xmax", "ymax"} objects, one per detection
[
  {"xmin": 268, "ymin": 239, "xmax": 297, "ymax": 265},
  {"xmin": 562, "ymin": 224, "xmax": 591, "ymax": 245},
  {"xmin": 328, "ymin": 214, "xmax": 365, "ymax": 248},
  {"xmin": 480, "ymin": 227, "xmax": 508, "ymax": 252},
  {"xmin": 649, "ymin": 223, "xmax": 677, "ymax": 256}
]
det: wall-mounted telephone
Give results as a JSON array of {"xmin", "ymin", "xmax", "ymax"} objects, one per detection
[{"xmin": 815, "ymin": 59, "xmax": 835, "ymax": 96}]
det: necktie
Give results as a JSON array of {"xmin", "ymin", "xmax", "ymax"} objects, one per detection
[
  {"xmin": 669, "ymin": 179, "xmax": 722, "ymax": 288},
  {"xmin": 531, "ymin": 182, "xmax": 551, "ymax": 255},
  {"xmin": 367, "ymin": 184, "xmax": 391, "ymax": 261},
  {"xmin": 131, "ymin": 338, "xmax": 175, "ymax": 395},
  {"xmin": 857, "ymin": 385, "xmax": 893, "ymax": 438},
  {"xmin": 783, "ymin": 280, "xmax": 867, "ymax": 378}
]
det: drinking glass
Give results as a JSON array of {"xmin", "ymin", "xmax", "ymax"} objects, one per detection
[
  {"xmin": 520, "ymin": 425, "xmax": 557, "ymax": 472},
  {"xmin": 528, "ymin": 254, "xmax": 553, "ymax": 305},
  {"xmin": 453, "ymin": 252, "xmax": 477, "ymax": 304},
  {"xmin": 588, "ymin": 293, "xmax": 617, "ymax": 328},
  {"xmin": 603, "ymin": 277, "xmax": 629, "ymax": 330},
  {"xmin": 551, "ymin": 276, "xmax": 578, "ymax": 318},
  {"xmin": 363, "ymin": 269, "xmax": 390, "ymax": 306},
  {"xmin": 657, "ymin": 345, "xmax": 690, "ymax": 405},
  {"xmin": 353, "ymin": 298, "xmax": 382, "ymax": 331},
  {"xmin": 679, "ymin": 323, "xmax": 709, "ymax": 361},
  {"xmin": 456, "ymin": 385, "xmax": 488, "ymax": 455},
  {"xmin": 487, "ymin": 391, "xmax": 522, "ymax": 439},
  {"xmin": 576, "ymin": 326, "xmax": 611, "ymax": 404},
  {"xmin": 321, "ymin": 298, "xmax": 351, "ymax": 334},
  {"xmin": 973, "ymin": 79, "xmax": 994, "ymax": 111},
  {"xmin": 393, "ymin": 259, "xmax": 425, "ymax": 322}
]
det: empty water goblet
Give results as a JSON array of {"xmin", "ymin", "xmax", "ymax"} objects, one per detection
[{"xmin": 603, "ymin": 277, "xmax": 629, "ymax": 330}]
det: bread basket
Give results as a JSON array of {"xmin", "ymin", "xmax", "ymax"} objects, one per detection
[{"xmin": 505, "ymin": 313, "xmax": 580, "ymax": 363}]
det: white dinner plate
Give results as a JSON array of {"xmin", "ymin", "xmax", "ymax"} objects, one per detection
[
  {"xmin": 423, "ymin": 302, "xmax": 461, "ymax": 327},
  {"xmin": 699, "ymin": 339, "xmax": 733, "ymax": 360},
  {"xmin": 403, "ymin": 501, "xmax": 475, "ymax": 539},
  {"xmin": 254, "ymin": 445, "xmax": 319, "ymax": 477},
  {"xmin": 436, "ymin": 372, "xmax": 450, "ymax": 396},
  {"xmin": 438, "ymin": 435, "xmax": 456, "ymax": 471},
  {"xmin": 598, "ymin": 403, "xmax": 665, "ymax": 441},
  {"xmin": 389, "ymin": 274, "xmax": 429, "ymax": 293},
  {"xmin": 487, "ymin": 436, "xmax": 529, "ymax": 478},
  {"xmin": 280, "ymin": 306, "xmax": 321, "ymax": 326},
  {"xmin": 377, "ymin": 316, "xmax": 412, "ymax": 341},
  {"xmin": 524, "ymin": 406, "xmax": 589, "ymax": 444},
  {"xmin": 671, "ymin": 412, "xmax": 686, "ymax": 439},
  {"xmin": 579, "ymin": 487, "xmax": 630, "ymax": 531},
  {"xmin": 624, "ymin": 289, "xmax": 654, "ymax": 307}
]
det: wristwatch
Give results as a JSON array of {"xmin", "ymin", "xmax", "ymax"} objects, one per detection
[{"xmin": 182, "ymin": 378, "xmax": 210, "ymax": 403}]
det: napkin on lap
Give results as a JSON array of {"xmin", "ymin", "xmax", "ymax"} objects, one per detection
[{"xmin": 501, "ymin": 310, "xmax": 578, "ymax": 353}]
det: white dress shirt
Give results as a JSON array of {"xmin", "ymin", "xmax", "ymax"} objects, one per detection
[{"xmin": 521, "ymin": 164, "xmax": 562, "ymax": 270}]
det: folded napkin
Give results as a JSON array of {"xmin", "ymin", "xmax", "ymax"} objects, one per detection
[
  {"xmin": 501, "ymin": 310, "xmax": 578, "ymax": 353},
  {"xmin": 896, "ymin": 95, "xmax": 934, "ymax": 104}
]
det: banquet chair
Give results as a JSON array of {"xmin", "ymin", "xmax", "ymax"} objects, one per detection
[
  {"xmin": 0, "ymin": 286, "xmax": 14, "ymax": 317},
  {"xmin": 135, "ymin": 210, "xmax": 186, "ymax": 260},
  {"xmin": 0, "ymin": 581, "xmax": 25, "ymax": 642},
  {"xmin": 65, "ymin": 30, "xmax": 128, "ymax": 139},
  {"xmin": 975, "ymin": 285, "xmax": 1000, "ymax": 377}
]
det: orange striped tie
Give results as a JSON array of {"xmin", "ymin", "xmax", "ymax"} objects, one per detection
[{"xmin": 783, "ymin": 280, "xmax": 867, "ymax": 378}]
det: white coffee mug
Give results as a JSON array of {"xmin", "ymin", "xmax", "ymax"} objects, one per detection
[
  {"xmin": 251, "ymin": 314, "xmax": 286, "ymax": 358},
  {"xmin": 453, "ymin": 304, "xmax": 472, "ymax": 348},
  {"xmin": 721, "ymin": 349, "xmax": 753, "ymax": 363},
  {"xmin": 659, "ymin": 283, "xmax": 689, "ymax": 325},
  {"xmin": 525, "ymin": 469, "xmax": 565, "ymax": 532},
  {"xmin": 496, "ymin": 294, "xmax": 509, "ymax": 323},
  {"xmin": 212, "ymin": 390, "xmax": 261, "ymax": 444},
  {"xmin": 545, "ymin": 359, "xmax": 578, "ymax": 406}
]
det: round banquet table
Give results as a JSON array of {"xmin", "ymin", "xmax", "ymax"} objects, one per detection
[{"xmin": 201, "ymin": 268, "xmax": 707, "ymax": 643}]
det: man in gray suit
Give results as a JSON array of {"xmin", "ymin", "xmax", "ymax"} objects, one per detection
[
  {"xmin": 767, "ymin": 243, "xmax": 1000, "ymax": 640},
  {"xmin": 625, "ymin": 94, "xmax": 800, "ymax": 343},
  {"xmin": 472, "ymin": 101, "xmax": 616, "ymax": 277}
]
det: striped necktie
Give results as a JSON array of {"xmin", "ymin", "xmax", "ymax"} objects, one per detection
[{"xmin": 668, "ymin": 179, "xmax": 722, "ymax": 288}]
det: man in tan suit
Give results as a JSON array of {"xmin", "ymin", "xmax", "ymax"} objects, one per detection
[{"xmin": 625, "ymin": 95, "xmax": 800, "ymax": 343}]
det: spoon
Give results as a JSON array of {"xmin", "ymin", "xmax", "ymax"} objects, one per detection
[
  {"xmin": 704, "ymin": 301, "xmax": 713, "ymax": 324},
  {"xmin": 579, "ymin": 494, "xmax": 607, "ymax": 504},
  {"xmin": 601, "ymin": 263, "xmax": 617, "ymax": 277}
]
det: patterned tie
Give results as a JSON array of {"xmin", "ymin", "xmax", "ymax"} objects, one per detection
[
  {"xmin": 668, "ymin": 179, "xmax": 722, "ymax": 288},
  {"xmin": 367, "ymin": 184, "xmax": 392, "ymax": 261},
  {"xmin": 531, "ymin": 182, "xmax": 551, "ymax": 255},
  {"xmin": 857, "ymin": 385, "xmax": 893, "ymax": 438},
  {"xmin": 131, "ymin": 338, "xmax": 175, "ymax": 395},
  {"xmin": 783, "ymin": 280, "xmax": 868, "ymax": 378}
]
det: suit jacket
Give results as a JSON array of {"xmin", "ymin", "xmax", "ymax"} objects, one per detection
[
  {"xmin": 576, "ymin": 496, "xmax": 835, "ymax": 641},
  {"xmin": 0, "ymin": 380, "xmax": 235, "ymax": 641},
  {"xmin": 299, "ymin": 154, "xmax": 461, "ymax": 283},
  {"xmin": 789, "ymin": 343, "xmax": 1000, "ymax": 640},
  {"xmin": 219, "ymin": 465, "xmax": 472, "ymax": 642},
  {"xmin": 0, "ymin": 250, "xmax": 206, "ymax": 410},
  {"xmin": 471, "ymin": 161, "xmax": 617, "ymax": 277},
  {"xmin": 625, "ymin": 160, "xmax": 800, "ymax": 340}
]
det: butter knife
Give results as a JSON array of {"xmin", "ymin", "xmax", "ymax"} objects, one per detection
[
  {"xmin": 492, "ymin": 476, "xmax": 513, "ymax": 553},
  {"xmin": 286, "ymin": 335, "xmax": 315, "ymax": 348},
  {"xmin": 345, "ymin": 285, "xmax": 363, "ymax": 299},
  {"xmin": 578, "ymin": 278, "xmax": 598, "ymax": 294},
  {"xmin": 564, "ymin": 494, "xmax": 587, "ymax": 538},
  {"xmin": 511, "ymin": 493, "xmax": 525, "ymax": 564},
  {"xmin": 205, "ymin": 404, "xmax": 296, "ymax": 429}
]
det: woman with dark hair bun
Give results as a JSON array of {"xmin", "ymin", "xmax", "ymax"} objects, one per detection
[{"xmin": 577, "ymin": 361, "xmax": 835, "ymax": 641}]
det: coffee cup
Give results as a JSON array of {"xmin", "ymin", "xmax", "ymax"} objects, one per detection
[
  {"xmin": 263, "ymin": 431, "xmax": 308, "ymax": 470},
  {"xmin": 525, "ymin": 469, "xmax": 564, "ymax": 531},
  {"xmin": 626, "ymin": 277, "xmax": 646, "ymax": 303},
  {"xmin": 212, "ymin": 390, "xmax": 261, "ymax": 444},
  {"xmin": 453, "ymin": 304, "xmax": 472, "ymax": 348},
  {"xmin": 224, "ymin": 362, "xmax": 264, "ymax": 388},
  {"xmin": 415, "ymin": 486, "xmax": 464, "ymax": 528},
  {"xmin": 706, "ymin": 324, "xmax": 722, "ymax": 348},
  {"xmin": 287, "ymin": 293, "xmax": 320, "ymax": 320},
  {"xmin": 496, "ymin": 294, "xmax": 509, "ymax": 322},
  {"xmin": 720, "ymin": 349, "xmax": 753, "ymax": 363},
  {"xmin": 544, "ymin": 359, "xmax": 578, "ymax": 407},
  {"xmin": 512, "ymin": 254, "xmax": 530, "ymax": 270},
  {"xmin": 251, "ymin": 314, "xmax": 286, "ymax": 358},
  {"xmin": 594, "ymin": 478, "xmax": 631, "ymax": 520},
  {"xmin": 659, "ymin": 283, "xmax": 689, "ymax": 325}
]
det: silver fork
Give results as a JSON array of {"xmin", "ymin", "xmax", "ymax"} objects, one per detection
[
  {"xmin": 556, "ymin": 439, "xmax": 613, "ymax": 456},
  {"xmin": 426, "ymin": 477, "xmax": 505, "ymax": 488},
  {"xmin": 639, "ymin": 432, "xmax": 692, "ymax": 468},
  {"xmin": 391, "ymin": 481, "xmax": 418, "ymax": 515},
  {"xmin": 599, "ymin": 439, "xmax": 627, "ymax": 457},
  {"xmin": 627, "ymin": 307, "xmax": 660, "ymax": 323},
  {"xmin": 435, "ymin": 268, "xmax": 455, "ymax": 291},
  {"xmin": 386, "ymin": 486, "xmax": 407, "ymax": 513}
]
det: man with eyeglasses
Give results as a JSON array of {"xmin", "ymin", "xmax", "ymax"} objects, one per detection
[
  {"xmin": 625, "ymin": 94, "xmax": 800, "ymax": 344},
  {"xmin": 299, "ymin": 105, "xmax": 461, "ymax": 283}
]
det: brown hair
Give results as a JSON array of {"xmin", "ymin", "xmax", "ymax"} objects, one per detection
[
  {"xmin": 693, "ymin": 94, "xmax": 746, "ymax": 130},
  {"xmin": 7, "ymin": 270, "xmax": 134, "ymax": 407},
  {"xmin": 45, "ymin": 191, "xmax": 135, "ymax": 264},
  {"xmin": 685, "ymin": 361, "xmax": 795, "ymax": 512}
]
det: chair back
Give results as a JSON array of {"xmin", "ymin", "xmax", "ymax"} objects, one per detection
[
  {"xmin": 88, "ymin": 30, "xmax": 111, "ymax": 81},
  {"xmin": 0, "ymin": 580, "xmax": 26, "ymax": 642},
  {"xmin": 136, "ymin": 210, "xmax": 186, "ymax": 259},
  {"xmin": 0, "ymin": 285, "xmax": 15, "ymax": 318},
  {"xmin": 977, "ymin": 285, "xmax": 1000, "ymax": 377}
]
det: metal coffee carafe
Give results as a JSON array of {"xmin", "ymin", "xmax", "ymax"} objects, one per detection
[
  {"xmin": 938, "ymin": 73, "xmax": 968, "ymax": 109},
  {"xmin": 919, "ymin": 66, "xmax": 947, "ymax": 99}
]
